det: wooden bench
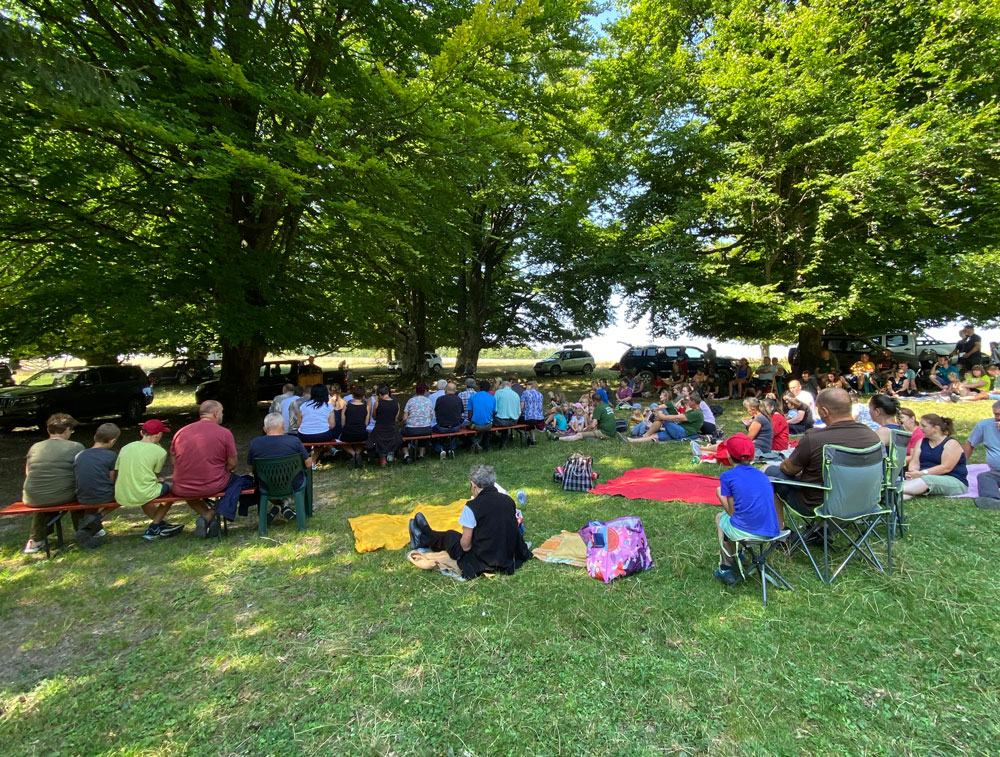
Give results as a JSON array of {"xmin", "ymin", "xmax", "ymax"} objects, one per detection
[
  {"xmin": 2, "ymin": 489, "xmax": 255, "ymax": 558},
  {"xmin": 303, "ymin": 423, "xmax": 538, "ymax": 458}
]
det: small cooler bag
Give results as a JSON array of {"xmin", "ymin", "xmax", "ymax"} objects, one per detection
[{"xmin": 578, "ymin": 517, "xmax": 654, "ymax": 583}]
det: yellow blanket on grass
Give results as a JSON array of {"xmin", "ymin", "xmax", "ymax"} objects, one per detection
[{"xmin": 348, "ymin": 500, "xmax": 466, "ymax": 553}]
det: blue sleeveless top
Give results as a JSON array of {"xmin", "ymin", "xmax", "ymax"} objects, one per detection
[{"xmin": 918, "ymin": 436, "xmax": 967, "ymax": 485}]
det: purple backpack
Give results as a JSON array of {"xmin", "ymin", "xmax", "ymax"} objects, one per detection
[{"xmin": 578, "ymin": 517, "xmax": 654, "ymax": 583}]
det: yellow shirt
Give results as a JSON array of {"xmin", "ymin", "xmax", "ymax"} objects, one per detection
[{"xmin": 851, "ymin": 361, "xmax": 875, "ymax": 375}]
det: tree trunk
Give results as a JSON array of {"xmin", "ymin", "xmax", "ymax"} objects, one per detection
[
  {"xmin": 217, "ymin": 340, "xmax": 267, "ymax": 421},
  {"xmin": 457, "ymin": 332, "xmax": 483, "ymax": 376},
  {"xmin": 760, "ymin": 343, "xmax": 771, "ymax": 360},
  {"xmin": 795, "ymin": 325, "xmax": 822, "ymax": 378},
  {"xmin": 395, "ymin": 289, "xmax": 428, "ymax": 378}
]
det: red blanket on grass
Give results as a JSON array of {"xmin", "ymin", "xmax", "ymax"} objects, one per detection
[{"xmin": 589, "ymin": 468, "xmax": 721, "ymax": 505}]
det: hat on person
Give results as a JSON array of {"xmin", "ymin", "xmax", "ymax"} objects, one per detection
[
  {"xmin": 140, "ymin": 419, "xmax": 171, "ymax": 435},
  {"xmin": 573, "ymin": 402, "xmax": 584, "ymax": 409},
  {"xmin": 631, "ymin": 403, "xmax": 641, "ymax": 410},
  {"xmin": 649, "ymin": 403, "xmax": 659, "ymax": 410},
  {"xmin": 724, "ymin": 432, "xmax": 755, "ymax": 462}
]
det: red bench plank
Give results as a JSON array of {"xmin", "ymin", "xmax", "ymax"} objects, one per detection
[{"xmin": 1, "ymin": 489, "xmax": 256, "ymax": 517}]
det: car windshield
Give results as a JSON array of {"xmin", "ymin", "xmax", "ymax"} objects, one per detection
[
  {"xmin": 546, "ymin": 352, "xmax": 564, "ymax": 360},
  {"xmin": 20, "ymin": 369, "xmax": 84, "ymax": 387}
]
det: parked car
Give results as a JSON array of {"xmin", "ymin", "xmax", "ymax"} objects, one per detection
[
  {"xmin": 0, "ymin": 365, "xmax": 153, "ymax": 430},
  {"xmin": 613, "ymin": 344, "xmax": 738, "ymax": 384},
  {"xmin": 865, "ymin": 332, "xmax": 957, "ymax": 366},
  {"xmin": 195, "ymin": 360, "xmax": 351, "ymax": 404},
  {"xmin": 0, "ymin": 363, "xmax": 14, "ymax": 387},
  {"xmin": 533, "ymin": 345, "xmax": 595, "ymax": 376},
  {"xmin": 387, "ymin": 352, "xmax": 444, "ymax": 375},
  {"xmin": 789, "ymin": 335, "xmax": 921, "ymax": 372},
  {"xmin": 147, "ymin": 357, "xmax": 216, "ymax": 386}
]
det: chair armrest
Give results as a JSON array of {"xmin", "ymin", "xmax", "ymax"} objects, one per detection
[{"xmin": 767, "ymin": 477, "xmax": 829, "ymax": 491}]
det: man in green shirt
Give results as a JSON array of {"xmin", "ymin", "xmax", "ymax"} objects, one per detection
[
  {"xmin": 22, "ymin": 413, "xmax": 86, "ymax": 554},
  {"xmin": 559, "ymin": 393, "xmax": 618, "ymax": 442},
  {"xmin": 626, "ymin": 397, "xmax": 703, "ymax": 442},
  {"xmin": 815, "ymin": 349, "xmax": 840, "ymax": 376},
  {"xmin": 114, "ymin": 419, "xmax": 184, "ymax": 541}
]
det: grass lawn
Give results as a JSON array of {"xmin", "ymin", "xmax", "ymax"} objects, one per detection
[{"xmin": 1, "ymin": 374, "xmax": 999, "ymax": 755}]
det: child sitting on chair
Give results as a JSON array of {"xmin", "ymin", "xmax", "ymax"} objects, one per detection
[{"xmin": 713, "ymin": 433, "xmax": 781, "ymax": 586}]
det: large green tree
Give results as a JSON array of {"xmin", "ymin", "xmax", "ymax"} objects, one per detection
[{"xmin": 598, "ymin": 0, "xmax": 1000, "ymax": 369}]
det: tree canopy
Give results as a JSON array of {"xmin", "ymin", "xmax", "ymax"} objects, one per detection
[{"xmin": 597, "ymin": 0, "xmax": 1000, "ymax": 356}]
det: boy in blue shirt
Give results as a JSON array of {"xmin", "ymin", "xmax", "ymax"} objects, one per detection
[{"xmin": 713, "ymin": 433, "xmax": 781, "ymax": 585}]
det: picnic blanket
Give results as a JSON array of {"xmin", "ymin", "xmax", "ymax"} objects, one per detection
[
  {"xmin": 407, "ymin": 549, "xmax": 469, "ymax": 581},
  {"xmin": 348, "ymin": 500, "xmax": 466, "ymax": 552},
  {"xmin": 951, "ymin": 464, "xmax": 990, "ymax": 499},
  {"xmin": 589, "ymin": 468, "xmax": 721, "ymax": 505},
  {"xmin": 532, "ymin": 531, "xmax": 588, "ymax": 568}
]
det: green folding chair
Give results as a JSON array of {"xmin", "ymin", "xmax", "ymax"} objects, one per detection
[
  {"xmin": 252, "ymin": 454, "xmax": 312, "ymax": 536},
  {"xmin": 775, "ymin": 443, "xmax": 889, "ymax": 583},
  {"xmin": 885, "ymin": 429, "xmax": 912, "ymax": 537}
]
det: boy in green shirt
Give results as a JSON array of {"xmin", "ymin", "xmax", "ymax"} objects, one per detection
[{"xmin": 114, "ymin": 419, "xmax": 184, "ymax": 541}]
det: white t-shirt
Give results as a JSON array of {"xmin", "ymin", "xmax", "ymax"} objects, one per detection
[
  {"xmin": 298, "ymin": 401, "xmax": 335, "ymax": 435},
  {"xmin": 699, "ymin": 401, "xmax": 715, "ymax": 426},
  {"xmin": 796, "ymin": 390, "xmax": 817, "ymax": 418}
]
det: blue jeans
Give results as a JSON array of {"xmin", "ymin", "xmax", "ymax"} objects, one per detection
[
  {"xmin": 657, "ymin": 422, "xmax": 687, "ymax": 440},
  {"xmin": 432, "ymin": 425, "xmax": 462, "ymax": 452},
  {"xmin": 631, "ymin": 421, "xmax": 648, "ymax": 437}
]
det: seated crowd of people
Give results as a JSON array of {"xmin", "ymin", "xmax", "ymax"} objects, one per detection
[{"xmin": 16, "ymin": 351, "xmax": 1000, "ymax": 587}]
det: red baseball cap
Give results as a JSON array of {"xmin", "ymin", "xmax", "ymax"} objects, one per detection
[
  {"xmin": 140, "ymin": 419, "xmax": 171, "ymax": 435},
  {"xmin": 724, "ymin": 432, "xmax": 756, "ymax": 462}
]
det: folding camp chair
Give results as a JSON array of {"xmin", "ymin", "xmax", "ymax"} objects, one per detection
[
  {"xmin": 732, "ymin": 530, "xmax": 794, "ymax": 606},
  {"xmin": 253, "ymin": 454, "xmax": 313, "ymax": 537},
  {"xmin": 885, "ymin": 429, "xmax": 912, "ymax": 537},
  {"xmin": 773, "ymin": 443, "xmax": 889, "ymax": 583}
]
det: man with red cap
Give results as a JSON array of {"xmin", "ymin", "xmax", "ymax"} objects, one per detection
[
  {"xmin": 115, "ymin": 418, "xmax": 184, "ymax": 541},
  {"xmin": 713, "ymin": 432, "xmax": 781, "ymax": 585}
]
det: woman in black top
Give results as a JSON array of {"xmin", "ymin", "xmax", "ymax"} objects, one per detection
[
  {"xmin": 341, "ymin": 384, "xmax": 371, "ymax": 469},
  {"xmin": 368, "ymin": 384, "xmax": 403, "ymax": 467}
]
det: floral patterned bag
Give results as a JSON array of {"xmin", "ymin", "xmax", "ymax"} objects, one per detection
[{"xmin": 578, "ymin": 517, "xmax": 654, "ymax": 583}]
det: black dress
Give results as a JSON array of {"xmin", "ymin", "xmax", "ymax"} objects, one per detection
[
  {"xmin": 340, "ymin": 402, "xmax": 368, "ymax": 443},
  {"xmin": 368, "ymin": 397, "xmax": 402, "ymax": 456}
]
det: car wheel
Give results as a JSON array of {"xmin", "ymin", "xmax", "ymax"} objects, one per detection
[
  {"xmin": 122, "ymin": 397, "xmax": 146, "ymax": 424},
  {"xmin": 582, "ymin": 363, "xmax": 593, "ymax": 375},
  {"xmin": 638, "ymin": 370, "xmax": 655, "ymax": 384},
  {"xmin": 430, "ymin": 364, "xmax": 441, "ymax": 375},
  {"xmin": 177, "ymin": 373, "xmax": 189, "ymax": 385},
  {"xmin": 550, "ymin": 365, "xmax": 562, "ymax": 376}
]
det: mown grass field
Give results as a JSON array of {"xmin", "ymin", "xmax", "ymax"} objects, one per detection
[{"xmin": 1, "ymin": 370, "xmax": 998, "ymax": 755}]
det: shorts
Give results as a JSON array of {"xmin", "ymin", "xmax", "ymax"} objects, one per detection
[
  {"xmin": 989, "ymin": 393, "xmax": 1000, "ymax": 401},
  {"xmin": 922, "ymin": 474, "xmax": 968, "ymax": 496},
  {"xmin": 718, "ymin": 512, "xmax": 770, "ymax": 542}
]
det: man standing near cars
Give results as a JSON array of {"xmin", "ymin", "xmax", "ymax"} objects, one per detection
[
  {"xmin": 170, "ymin": 400, "xmax": 236, "ymax": 538},
  {"xmin": 950, "ymin": 325, "xmax": 983, "ymax": 371},
  {"xmin": 964, "ymin": 401, "xmax": 1000, "ymax": 510}
]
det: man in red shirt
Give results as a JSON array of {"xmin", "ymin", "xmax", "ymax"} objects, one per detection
[{"xmin": 170, "ymin": 400, "xmax": 237, "ymax": 538}]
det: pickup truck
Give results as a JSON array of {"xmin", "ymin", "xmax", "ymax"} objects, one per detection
[{"xmin": 865, "ymin": 332, "xmax": 957, "ymax": 366}]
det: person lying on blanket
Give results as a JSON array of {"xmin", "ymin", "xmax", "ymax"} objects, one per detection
[
  {"xmin": 407, "ymin": 465, "xmax": 532, "ymax": 579},
  {"xmin": 713, "ymin": 433, "xmax": 781, "ymax": 586}
]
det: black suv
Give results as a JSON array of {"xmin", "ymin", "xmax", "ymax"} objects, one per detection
[
  {"xmin": 0, "ymin": 365, "xmax": 153, "ymax": 430},
  {"xmin": 195, "ymin": 360, "xmax": 352, "ymax": 404},
  {"xmin": 148, "ymin": 357, "xmax": 217, "ymax": 386},
  {"xmin": 613, "ymin": 344, "xmax": 738, "ymax": 384}
]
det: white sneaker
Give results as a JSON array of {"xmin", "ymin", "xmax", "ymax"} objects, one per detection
[
  {"xmin": 690, "ymin": 440, "xmax": 702, "ymax": 458},
  {"xmin": 23, "ymin": 539, "xmax": 47, "ymax": 554},
  {"xmin": 94, "ymin": 529, "xmax": 107, "ymax": 538}
]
